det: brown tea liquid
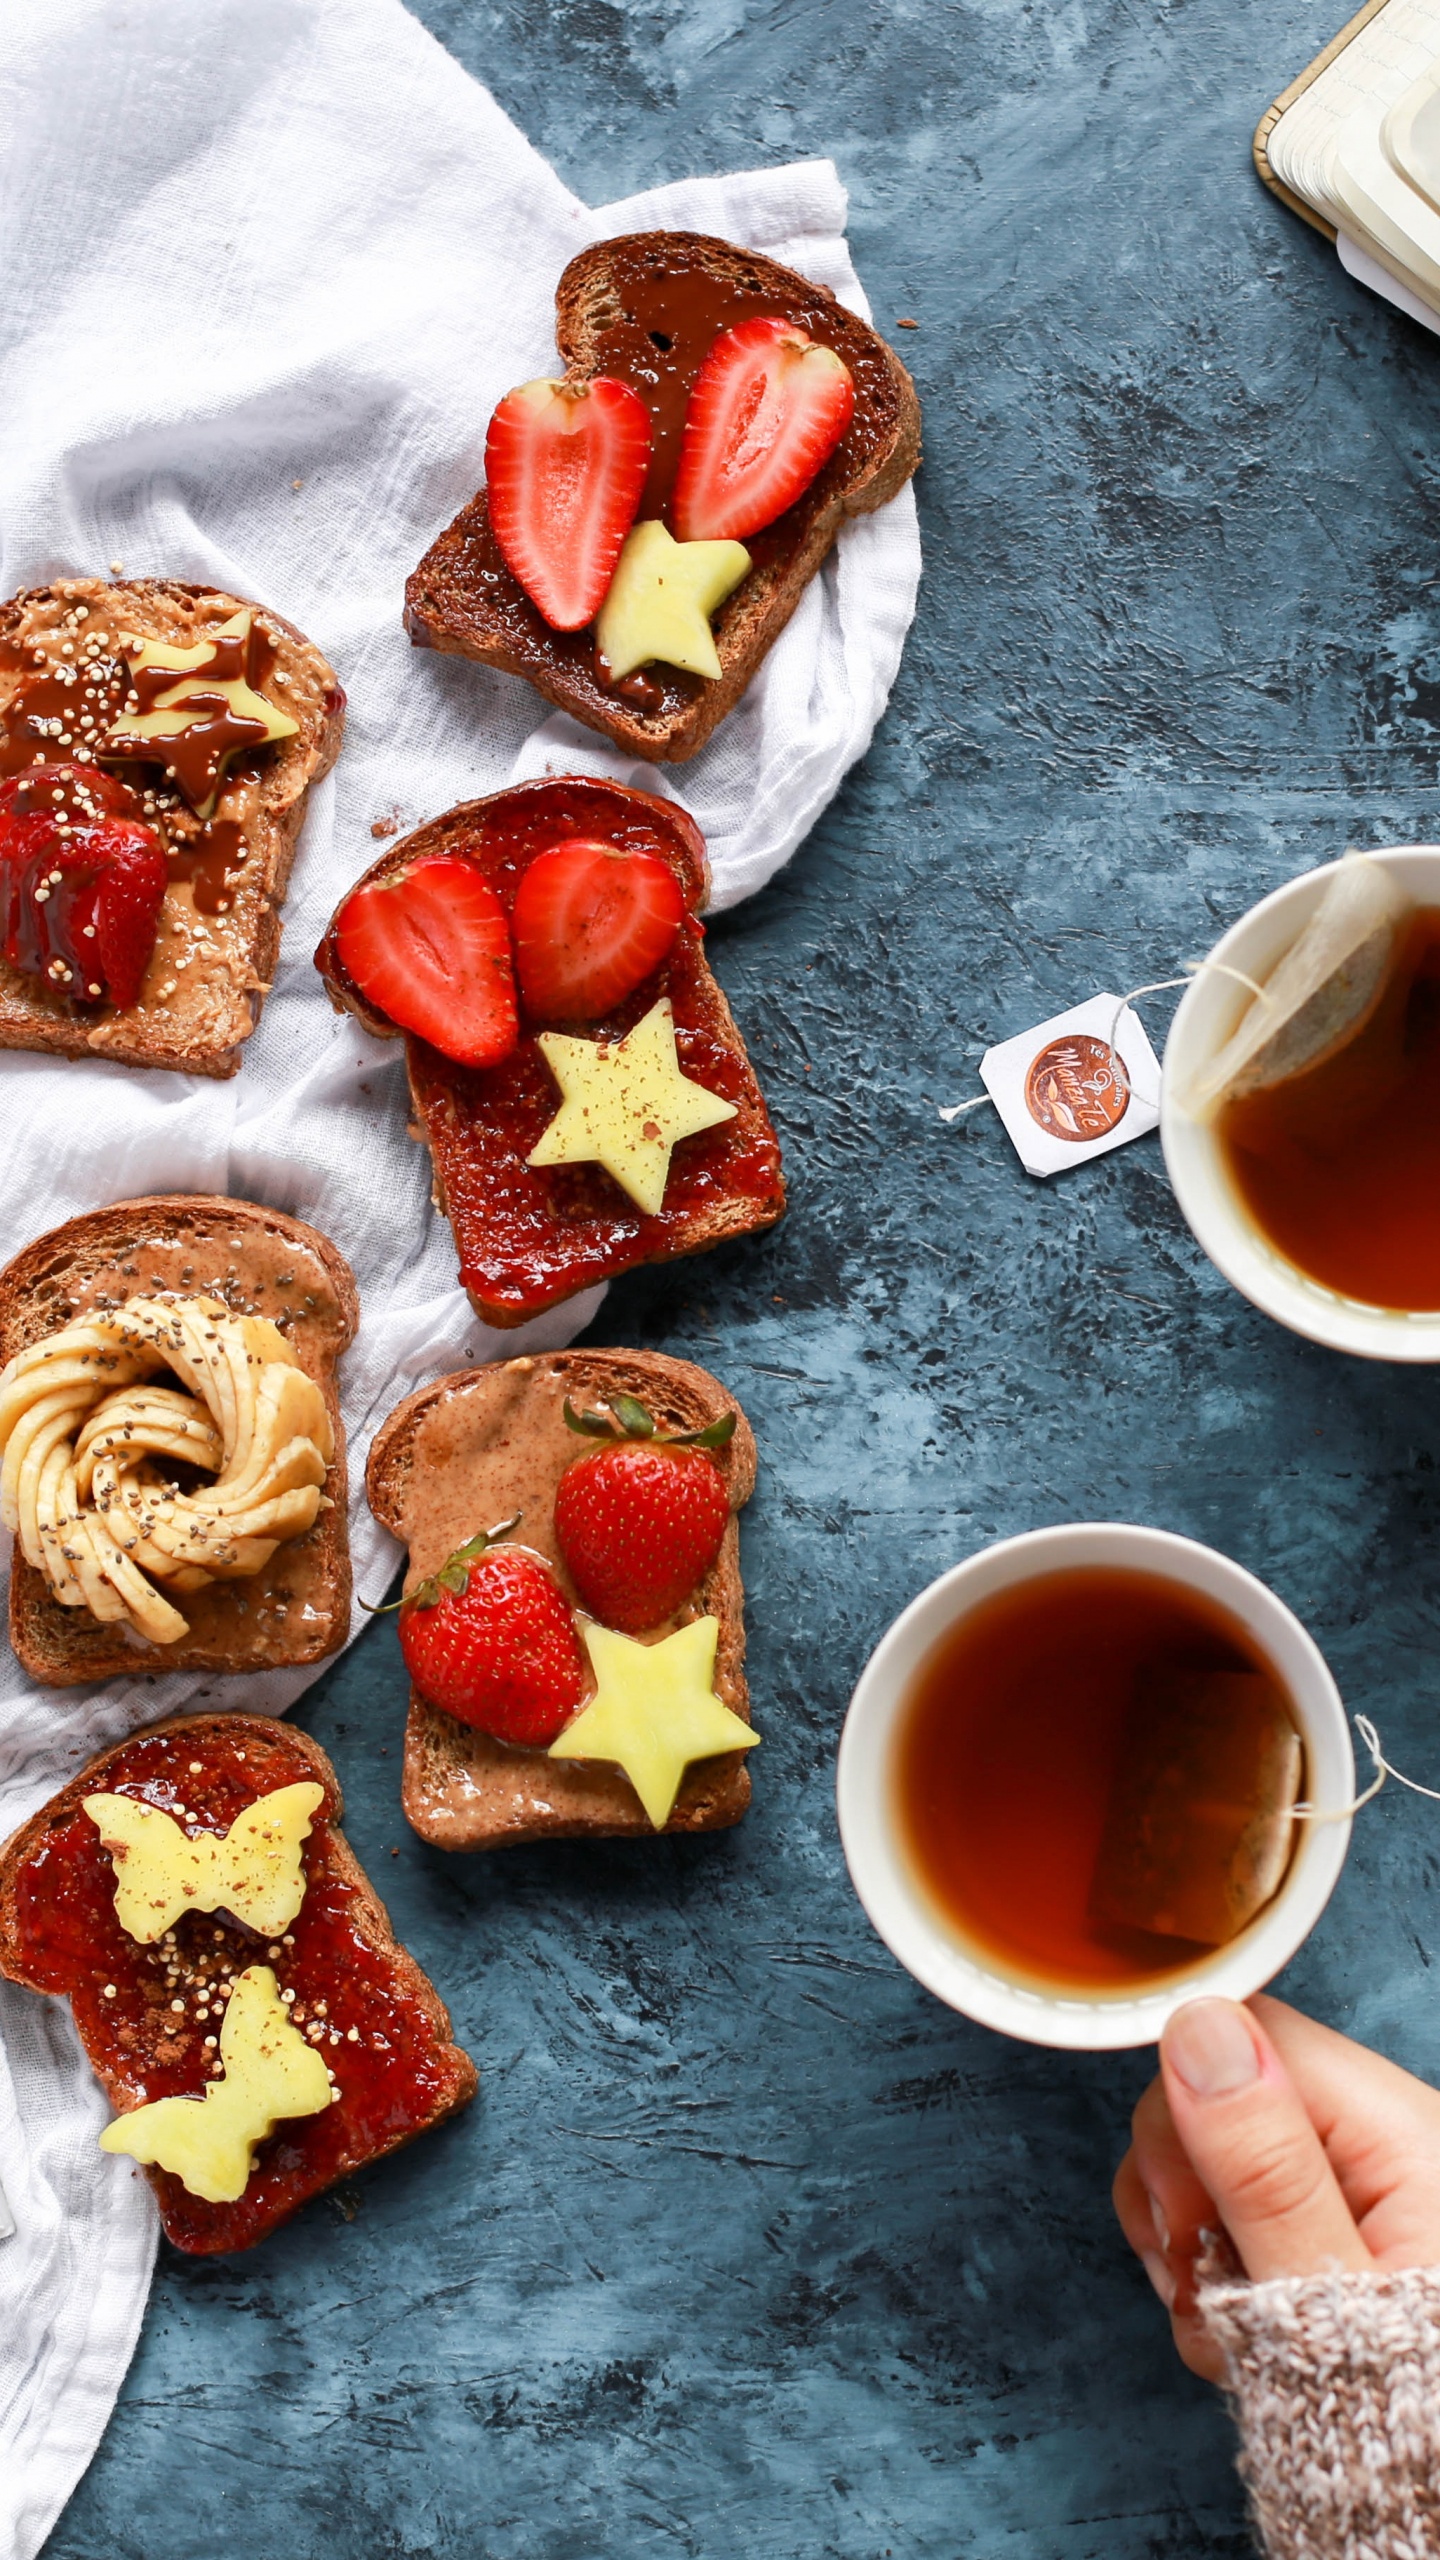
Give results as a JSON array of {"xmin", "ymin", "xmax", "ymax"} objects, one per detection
[
  {"xmin": 1218, "ymin": 906, "xmax": 1440, "ymax": 1309},
  {"xmin": 893, "ymin": 1565, "xmax": 1296, "ymax": 1991}
]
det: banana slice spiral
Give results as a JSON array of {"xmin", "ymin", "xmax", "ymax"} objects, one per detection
[{"xmin": 0, "ymin": 1297, "xmax": 334, "ymax": 1645}]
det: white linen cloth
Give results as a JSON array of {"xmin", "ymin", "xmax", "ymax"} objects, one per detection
[{"xmin": 0, "ymin": 2, "xmax": 921, "ymax": 2551}]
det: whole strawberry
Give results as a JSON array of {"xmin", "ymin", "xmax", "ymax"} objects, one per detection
[
  {"xmin": 553, "ymin": 1394, "xmax": 735, "ymax": 1634},
  {"xmin": 390, "ymin": 1519, "xmax": 584, "ymax": 1747}
]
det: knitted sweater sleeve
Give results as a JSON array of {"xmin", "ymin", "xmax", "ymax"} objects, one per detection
[{"xmin": 1198, "ymin": 2265, "xmax": 1440, "ymax": 2560}]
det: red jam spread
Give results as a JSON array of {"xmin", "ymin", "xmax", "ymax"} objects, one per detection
[
  {"xmin": 14, "ymin": 1721, "xmax": 461, "ymax": 2254},
  {"xmin": 316, "ymin": 779, "xmax": 784, "ymax": 1316}
]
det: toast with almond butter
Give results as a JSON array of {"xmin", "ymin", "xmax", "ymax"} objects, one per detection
[
  {"xmin": 367, "ymin": 1350, "xmax": 757, "ymax": 1851},
  {"xmin": 0, "ymin": 1714, "xmax": 477, "ymax": 2252},
  {"xmin": 0, "ymin": 1195, "xmax": 356, "ymax": 1685},
  {"xmin": 315, "ymin": 777, "xmax": 784, "ymax": 1328},
  {"xmin": 0, "ymin": 577, "xmax": 344, "ymax": 1075},
  {"xmin": 404, "ymin": 231, "xmax": 921, "ymax": 762}
]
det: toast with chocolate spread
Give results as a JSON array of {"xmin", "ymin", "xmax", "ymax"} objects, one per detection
[
  {"xmin": 367, "ymin": 1350, "xmax": 757, "ymax": 1850},
  {"xmin": 404, "ymin": 231, "xmax": 921, "ymax": 762},
  {"xmin": 0, "ymin": 1715, "xmax": 477, "ymax": 2253},
  {"xmin": 0, "ymin": 1195, "xmax": 356, "ymax": 1685},
  {"xmin": 0, "ymin": 578, "xmax": 344, "ymax": 1076},
  {"xmin": 314, "ymin": 778, "xmax": 785, "ymax": 1328}
]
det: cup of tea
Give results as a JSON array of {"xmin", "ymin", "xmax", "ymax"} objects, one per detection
[
  {"xmin": 1162, "ymin": 844, "xmax": 1440, "ymax": 1359},
  {"xmin": 836, "ymin": 1524, "xmax": 1354, "ymax": 2051}
]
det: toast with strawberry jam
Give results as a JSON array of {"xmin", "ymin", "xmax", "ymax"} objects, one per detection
[
  {"xmin": 0, "ymin": 1195, "xmax": 356, "ymax": 1685},
  {"xmin": 315, "ymin": 777, "xmax": 784, "ymax": 1328},
  {"xmin": 366, "ymin": 1350, "xmax": 756, "ymax": 1851},
  {"xmin": 0, "ymin": 1715, "xmax": 476, "ymax": 2252},
  {"xmin": 0, "ymin": 578, "xmax": 344, "ymax": 1075},
  {"xmin": 404, "ymin": 232, "xmax": 921, "ymax": 763}
]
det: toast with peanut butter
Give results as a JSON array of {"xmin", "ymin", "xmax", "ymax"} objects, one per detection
[
  {"xmin": 404, "ymin": 231, "xmax": 920, "ymax": 762},
  {"xmin": 0, "ymin": 1195, "xmax": 356, "ymax": 1685},
  {"xmin": 0, "ymin": 1714, "xmax": 477, "ymax": 2253},
  {"xmin": 0, "ymin": 577, "xmax": 344, "ymax": 1076},
  {"xmin": 367, "ymin": 1350, "xmax": 756, "ymax": 1850}
]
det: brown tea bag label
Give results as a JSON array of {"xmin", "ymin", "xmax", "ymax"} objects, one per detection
[
  {"xmin": 1089, "ymin": 1669, "xmax": 1303, "ymax": 1947},
  {"xmin": 1180, "ymin": 855, "xmax": 1413, "ymax": 1122}
]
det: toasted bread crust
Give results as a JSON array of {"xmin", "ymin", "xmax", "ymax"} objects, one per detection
[
  {"xmin": 0, "ymin": 1195, "xmax": 357, "ymax": 1684},
  {"xmin": 0, "ymin": 1715, "xmax": 478, "ymax": 2252},
  {"xmin": 404, "ymin": 231, "xmax": 921, "ymax": 762},
  {"xmin": 0, "ymin": 579, "xmax": 344, "ymax": 1075},
  {"xmin": 314, "ymin": 782, "xmax": 784, "ymax": 1329},
  {"xmin": 366, "ymin": 1349, "xmax": 757, "ymax": 1851}
]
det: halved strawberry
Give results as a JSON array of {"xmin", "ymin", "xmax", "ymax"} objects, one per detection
[
  {"xmin": 672, "ymin": 317, "xmax": 856, "ymax": 544},
  {"xmin": 0, "ymin": 764, "xmax": 167, "ymax": 1009},
  {"xmin": 511, "ymin": 837, "xmax": 685, "ymax": 1023},
  {"xmin": 486, "ymin": 375, "xmax": 652, "ymax": 630},
  {"xmin": 333, "ymin": 853, "xmax": 519, "ymax": 1067}
]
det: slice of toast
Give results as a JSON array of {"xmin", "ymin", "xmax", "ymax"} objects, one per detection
[
  {"xmin": 404, "ymin": 231, "xmax": 921, "ymax": 763},
  {"xmin": 366, "ymin": 1349, "xmax": 757, "ymax": 1850},
  {"xmin": 0, "ymin": 578, "xmax": 344, "ymax": 1075},
  {"xmin": 315, "ymin": 777, "xmax": 785, "ymax": 1328},
  {"xmin": 0, "ymin": 1714, "xmax": 477, "ymax": 2252},
  {"xmin": 0, "ymin": 1195, "xmax": 356, "ymax": 1685}
]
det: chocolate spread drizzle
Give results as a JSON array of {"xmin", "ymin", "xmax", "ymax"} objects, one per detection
[{"xmin": 105, "ymin": 618, "xmax": 279, "ymax": 811}]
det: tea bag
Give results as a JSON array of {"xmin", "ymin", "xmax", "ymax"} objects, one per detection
[
  {"xmin": 1181, "ymin": 856, "xmax": 1413, "ymax": 1121},
  {"xmin": 1089, "ymin": 1670, "xmax": 1303, "ymax": 1946}
]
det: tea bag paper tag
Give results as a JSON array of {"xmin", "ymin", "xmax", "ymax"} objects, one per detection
[{"xmin": 979, "ymin": 996, "xmax": 1161, "ymax": 1178}]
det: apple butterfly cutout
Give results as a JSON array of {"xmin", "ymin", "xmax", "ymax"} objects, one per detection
[
  {"xmin": 82, "ymin": 1781, "xmax": 324, "ymax": 1944},
  {"xmin": 99, "ymin": 1964, "xmax": 332, "ymax": 2201}
]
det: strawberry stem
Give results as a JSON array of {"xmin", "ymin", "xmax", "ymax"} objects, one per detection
[
  {"xmin": 562, "ymin": 1395, "xmax": 735, "ymax": 1451},
  {"xmin": 359, "ymin": 1513, "xmax": 522, "ymax": 1615}
]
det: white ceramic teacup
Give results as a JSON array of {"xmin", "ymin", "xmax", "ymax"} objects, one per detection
[
  {"xmin": 1161, "ymin": 844, "xmax": 1440, "ymax": 1361},
  {"xmin": 836, "ymin": 1523, "xmax": 1354, "ymax": 2051}
]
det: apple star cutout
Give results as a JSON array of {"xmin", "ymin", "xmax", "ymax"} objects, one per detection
[
  {"xmin": 106, "ymin": 609, "xmax": 299, "ymax": 816},
  {"xmin": 528, "ymin": 995, "xmax": 738, "ymax": 1214},
  {"xmin": 547, "ymin": 1615, "xmax": 757, "ymax": 1828},
  {"xmin": 595, "ymin": 519, "xmax": 751, "ymax": 681}
]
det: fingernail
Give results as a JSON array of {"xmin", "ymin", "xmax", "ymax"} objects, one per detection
[
  {"xmin": 1165, "ymin": 1999, "xmax": 1261, "ymax": 2098},
  {"xmin": 1139, "ymin": 2247, "xmax": 1177, "ymax": 2311},
  {"xmin": 1149, "ymin": 2192, "xmax": 1171, "ymax": 2254}
]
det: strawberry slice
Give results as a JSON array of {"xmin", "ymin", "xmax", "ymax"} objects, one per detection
[
  {"xmin": 486, "ymin": 375, "xmax": 652, "ymax": 630},
  {"xmin": 672, "ymin": 317, "xmax": 856, "ymax": 544},
  {"xmin": 333, "ymin": 853, "xmax": 519, "ymax": 1067},
  {"xmin": 511, "ymin": 837, "xmax": 684, "ymax": 1023}
]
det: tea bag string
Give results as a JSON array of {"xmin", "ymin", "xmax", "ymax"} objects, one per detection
[
  {"xmin": 937, "ymin": 960, "xmax": 1273, "ymax": 1123},
  {"xmin": 1290, "ymin": 1715, "xmax": 1440, "ymax": 1824}
]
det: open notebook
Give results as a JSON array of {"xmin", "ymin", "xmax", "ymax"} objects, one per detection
[{"xmin": 1257, "ymin": 0, "xmax": 1440, "ymax": 334}]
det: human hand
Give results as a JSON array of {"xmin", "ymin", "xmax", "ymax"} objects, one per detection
[{"xmin": 1113, "ymin": 1993, "xmax": 1440, "ymax": 2381}]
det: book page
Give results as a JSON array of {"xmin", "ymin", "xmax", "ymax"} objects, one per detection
[{"xmin": 1268, "ymin": 0, "xmax": 1440, "ymax": 225}]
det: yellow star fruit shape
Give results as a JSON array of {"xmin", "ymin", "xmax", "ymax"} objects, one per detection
[
  {"xmin": 595, "ymin": 519, "xmax": 751, "ymax": 681},
  {"xmin": 528, "ymin": 995, "xmax": 737, "ymax": 1214},
  {"xmin": 548, "ymin": 1615, "xmax": 758, "ymax": 1829},
  {"xmin": 106, "ymin": 608, "xmax": 299, "ymax": 815},
  {"xmin": 100, "ymin": 1963, "xmax": 332, "ymax": 2202},
  {"xmin": 82, "ymin": 1781, "xmax": 324, "ymax": 1944}
]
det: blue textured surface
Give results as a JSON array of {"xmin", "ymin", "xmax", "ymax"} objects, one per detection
[{"xmin": 46, "ymin": 2, "xmax": 1440, "ymax": 2554}]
